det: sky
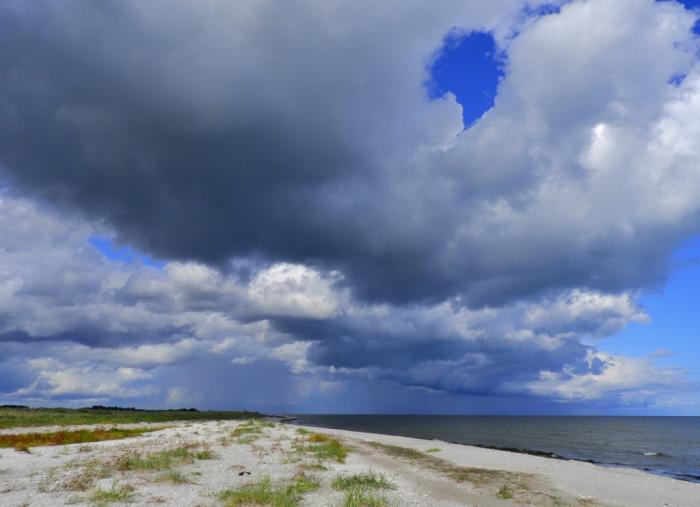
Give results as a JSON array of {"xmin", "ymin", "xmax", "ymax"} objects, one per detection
[{"xmin": 0, "ymin": 0, "xmax": 700, "ymax": 415}]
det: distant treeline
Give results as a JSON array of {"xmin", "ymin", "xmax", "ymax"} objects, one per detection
[
  {"xmin": 0, "ymin": 406, "xmax": 263, "ymax": 429},
  {"xmin": 0, "ymin": 405, "xmax": 199, "ymax": 412},
  {"xmin": 85, "ymin": 405, "xmax": 199, "ymax": 412}
]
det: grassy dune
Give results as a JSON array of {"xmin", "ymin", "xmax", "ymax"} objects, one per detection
[{"xmin": 0, "ymin": 406, "xmax": 261, "ymax": 429}]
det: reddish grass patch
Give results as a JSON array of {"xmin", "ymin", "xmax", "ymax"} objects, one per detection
[
  {"xmin": 307, "ymin": 433, "xmax": 331, "ymax": 443},
  {"xmin": 0, "ymin": 427, "xmax": 160, "ymax": 450}
]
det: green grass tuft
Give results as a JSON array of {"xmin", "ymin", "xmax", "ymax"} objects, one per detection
[
  {"xmin": 155, "ymin": 469, "xmax": 190, "ymax": 484},
  {"xmin": 425, "ymin": 447, "xmax": 441, "ymax": 453},
  {"xmin": 342, "ymin": 489, "xmax": 389, "ymax": 507},
  {"xmin": 331, "ymin": 471, "xmax": 396, "ymax": 491},
  {"xmin": 90, "ymin": 480, "xmax": 135, "ymax": 504},
  {"xmin": 232, "ymin": 425, "xmax": 263, "ymax": 437},
  {"xmin": 115, "ymin": 446, "xmax": 195, "ymax": 471},
  {"xmin": 312, "ymin": 438, "xmax": 348, "ymax": 462},
  {"xmin": 219, "ymin": 474, "xmax": 318, "ymax": 507},
  {"xmin": 496, "ymin": 484, "xmax": 514, "ymax": 499},
  {"xmin": 291, "ymin": 473, "xmax": 320, "ymax": 494}
]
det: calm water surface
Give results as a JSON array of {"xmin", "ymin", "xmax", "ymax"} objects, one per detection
[{"xmin": 288, "ymin": 415, "xmax": 700, "ymax": 482}]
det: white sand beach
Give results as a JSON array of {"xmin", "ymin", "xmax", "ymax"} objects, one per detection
[{"xmin": 0, "ymin": 419, "xmax": 698, "ymax": 506}]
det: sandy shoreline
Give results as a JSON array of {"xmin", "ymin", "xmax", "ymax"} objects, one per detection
[{"xmin": 0, "ymin": 419, "xmax": 697, "ymax": 506}]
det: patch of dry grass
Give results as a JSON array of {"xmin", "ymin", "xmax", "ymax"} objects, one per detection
[
  {"xmin": 218, "ymin": 473, "xmax": 320, "ymax": 507},
  {"xmin": 115, "ymin": 446, "xmax": 197, "ymax": 471},
  {"xmin": 90, "ymin": 480, "xmax": 135, "ymax": 504},
  {"xmin": 306, "ymin": 433, "xmax": 331, "ymax": 443},
  {"xmin": 62, "ymin": 459, "xmax": 113, "ymax": 492},
  {"xmin": 231, "ymin": 425, "xmax": 262, "ymax": 437},
  {"xmin": 0, "ymin": 427, "xmax": 161, "ymax": 450},
  {"xmin": 331, "ymin": 471, "xmax": 396, "ymax": 491}
]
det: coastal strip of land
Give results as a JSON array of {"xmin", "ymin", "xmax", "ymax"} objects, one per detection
[{"xmin": 0, "ymin": 417, "xmax": 697, "ymax": 506}]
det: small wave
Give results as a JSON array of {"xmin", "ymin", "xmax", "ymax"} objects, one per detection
[{"xmin": 643, "ymin": 451, "xmax": 671, "ymax": 458}]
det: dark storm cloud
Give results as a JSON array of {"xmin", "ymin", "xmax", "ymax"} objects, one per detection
[
  {"xmin": 0, "ymin": 0, "xmax": 457, "ymax": 304},
  {"xmin": 270, "ymin": 298, "xmax": 616, "ymax": 397},
  {"xmin": 3, "ymin": 0, "xmax": 695, "ymax": 306}
]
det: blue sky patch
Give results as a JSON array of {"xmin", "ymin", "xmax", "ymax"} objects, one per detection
[
  {"xmin": 427, "ymin": 31, "xmax": 503, "ymax": 127},
  {"xmin": 90, "ymin": 236, "xmax": 165, "ymax": 268}
]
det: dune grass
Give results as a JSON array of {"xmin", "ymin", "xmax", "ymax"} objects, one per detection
[
  {"xmin": 0, "ymin": 427, "xmax": 161, "ymax": 451},
  {"xmin": 368, "ymin": 442, "xmax": 423, "ymax": 460},
  {"xmin": 90, "ymin": 481, "xmax": 135, "ymax": 504},
  {"xmin": 115, "ymin": 446, "xmax": 198, "ymax": 471},
  {"xmin": 342, "ymin": 489, "xmax": 389, "ymax": 507},
  {"xmin": 331, "ymin": 471, "xmax": 396, "ymax": 491},
  {"xmin": 310, "ymin": 439, "xmax": 348, "ymax": 463},
  {"xmin": 497, "ymin": 484, "xmax": 514, "ymax": 499},
  {"xmin": 332, "ymin": 471, "xmax": 395, "ymax": 507},
  {"xmin": 218, "ymin": 473, "xmax": 320, "ymax": 507},
  {"xmin": 306, "ymin": 432, "xmax": 331, "ymax": 443},
  {"xmin": 232, "ymin": 425, "xmax": 263, "ymax": 437},
  {"xmin": 0, "ymin": 406, "xmax": 261, "ymax": 429},
  {"xmin": 61, "ymin": 459, "xmax": 113, "ymax": 492},
  {"xmin": 61, "ymin": 443, "xmax": 211, "ymax": 493},
  {"xmin": 288, "ymin": 433, "xmax": 350, "ymax": 464},
  {"xmin": 154, "ymin": 469, "xmax": 191, "ymax": 484},
  {"xmin": 195, "ymin": 449, "xmax": 216, "ymax": 459}
]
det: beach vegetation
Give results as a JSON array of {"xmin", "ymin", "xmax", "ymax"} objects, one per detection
[
  {"xmin": 342, "ymin": 489, "xmax": 389, "ymax": 507},
  {"xmin": 236, "ymin": 434, "xmax": 260, "ymax": 445},
  {"xmin": 290, "ymin": 433, "xmax": 349, "ymax": 463},
  {"xmin": 90, "ymin": 480, "xmax": 135, "ymax": 504},
  {"xmin": 62, "ymin": 459, "xmax": 112, "ymax": 491},
  {"xmin": 368, "ymin": 442, "xmax": 423, "ymax": 460},
  {"xmin": 115, "ymin": 444, "xmax": 211, "ymax": 471},
  {"xmin": 154, "ymin": 469, "xmax": 191, "ymax": 484},
  {"xmin": 218, "ymin": 473, "xmax": 319, "ymax": 506},
  {"xmin": 0, "ymin": 406, "xmax": 261, "ymax": 429},
  {"xmin": 369, "ymin": 439, "xmax": 533, "ymax": 497},
  {"xmin": 425, "ymin": 447, "xmax": 441, "ymax": 453},
  {"xmin": 0, "ymin": 427, "xmax": 162, "ymax": 450},
  {"xmin": 331, "ymin": 471, "xmax": 396, "ymax": 491},
  {"xmin": 306, "ymin": 432, "xmax": 331, "ymax": 443},
  {"xmin": 290, "ymin": 472, "xmax": 321, "ymax": 494},
  {"xmin": 299, "ymin": 460, "xmax": 327, "ymax": 472},
  {"xmin": 295, "ymin": 428, "xmax": 310, "ymax": 435},
  {"xmin": 310, "ymin": 437, "xmax": 348, "ymax": 462},
  {"xmin": 497, "ymin": 484, "xmax": 514, "ymax": 499},
  {"xmin": 195, "ymin": 449, "xmax": 216, "ymax": 459},
  {"xmin": 232, "ymin": 425, "xmax": 263, "ymax": 437}
]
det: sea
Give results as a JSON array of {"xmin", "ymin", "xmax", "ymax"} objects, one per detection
[{"xmin": 287, "ymin": 415, "xmax": 700, "ymax": 483}]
